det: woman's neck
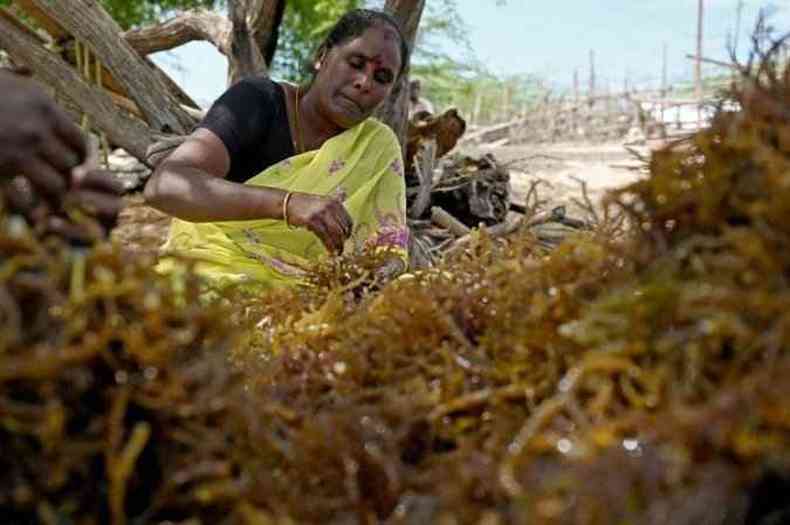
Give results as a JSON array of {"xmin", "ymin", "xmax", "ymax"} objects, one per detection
[{"xmin": 298, "ymin": 86, "xmax": 343, "ymax": 151}]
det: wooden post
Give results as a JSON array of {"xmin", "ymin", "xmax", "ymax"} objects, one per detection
[
  {"xmin": 589, "ymin": 49, "xmax": 596, "ymax": 103},
  {"xmin": 472, "ymin": 91, "xmax": 482, "ymax": 127},
  {"xmin": 623, "ymin": 68, "xmax": 629, "ymax": 96},
  {"xmin": 734, "ymin": 0, "xmax": 744, "ymax": 57},
  {"xmin": 501, "ymin": 83, "xmax": 510, "ymax": 123},
  {"xmin": 661, "ymin": 42, "xmax": 668, "ymax": 124},
  {"xmin": 696, "ymin": 0, "xmax": 704, "ymax": 129},
  {"xmin": 573, "ymin": 68, "xmax": 579, "ymax": 104}
]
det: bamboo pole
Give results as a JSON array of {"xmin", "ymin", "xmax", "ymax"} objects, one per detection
[
  {"xmin": 696, "ymin": 0, "xmax": 704, "ymax": 129},
  {"xmin": 661, "ymin": 42, "xmax": 668, "ymax": 124}
]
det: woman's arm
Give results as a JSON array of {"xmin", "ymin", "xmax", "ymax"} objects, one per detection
[
  {"xmin": 143, "ymin": 128, "xmax": 352, "ymax": 253},
  {"xmin": 144, "ymin": 128, "xmax": 289, "ymax": 222}
]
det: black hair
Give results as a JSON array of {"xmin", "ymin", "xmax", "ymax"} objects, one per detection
[{"xmin": 311, "ymin": 9, "xmax": 410, "ymax": 81}]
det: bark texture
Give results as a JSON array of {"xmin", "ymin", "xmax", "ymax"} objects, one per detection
[
  {"xmin": 29, "ymin": 0, "xmax": 196, "ymax": 134},
  {"xmin": 0, "ymin": 10, "xmax": 153, "ymax": 160},
  {"xmin": 375, "ymin": 0, "xmax": 427, "ymax": 147}
]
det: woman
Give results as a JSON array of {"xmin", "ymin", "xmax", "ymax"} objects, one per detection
[{"xmin": 145, "ymin": 9, "xmax": 410, "ymax": 291}]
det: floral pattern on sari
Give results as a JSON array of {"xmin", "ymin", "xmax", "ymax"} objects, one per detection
[
  {"xmin": 389, "ymin": 158, "xmax": 403, "ymax": 177},
  {"xmin": 328, "ymin": 159, "xmax": 346, "ymax": 175}
]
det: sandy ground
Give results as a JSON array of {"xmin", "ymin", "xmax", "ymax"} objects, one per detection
[
  {"xmin": 111, "ymin": 141, "xmax": 650, "ymax": 254},
  {"xmin": 467, "ymin": 142, "xmax": 649, "ymax": 220}
]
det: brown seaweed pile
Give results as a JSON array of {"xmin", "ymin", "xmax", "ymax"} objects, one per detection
[
  {"xmin": 228, "ymin": 43, "xmax": 790, "ymax": 523},
  {"xmin": 0, "ymin": 214, "xmax": 264, "ymax": 523},
  {"xmin": 2, "ymin": 45, "xmax": 790, "ymax": 524}
]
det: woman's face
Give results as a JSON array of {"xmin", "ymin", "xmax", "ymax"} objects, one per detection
[{"xmin": 312, "ymin": 24, "xmax": 403, "ymax": 129}]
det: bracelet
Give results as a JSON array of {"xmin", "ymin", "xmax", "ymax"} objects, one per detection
[{"xmin": 282, "ymin": 191, "xmax": 295, "ymax": 229}]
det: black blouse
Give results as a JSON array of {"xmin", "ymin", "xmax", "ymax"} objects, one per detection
[{"xmin": 198, "ymin": 75, "xmax": 295, "ymax": 183}]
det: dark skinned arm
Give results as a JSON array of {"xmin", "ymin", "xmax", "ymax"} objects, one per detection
[{"xmin": 144, "ymin": 128, "xmax": 353, "ymax": 254}]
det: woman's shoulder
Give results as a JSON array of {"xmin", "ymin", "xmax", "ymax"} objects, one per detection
[
  {"xmin": 234, "ymin": 75, "xmax": 285, "ymax": 101},
  {"xmin": 361, "ymin": 118, "xmax": 399, "ymax": 147}
]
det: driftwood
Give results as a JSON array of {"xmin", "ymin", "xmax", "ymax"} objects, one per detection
[
  {"xmin": 459, "ymin": 118, "xmax": 526, "ymax": 145},
  {"xmin": 403, "ymin": 107, "xmax": 590, "ymax": 269},
  {"xmin": 429, "ymin": 154, "xmax": 511, "ymax": 227},
  {"xmin": 408, "ymin": 139, "xmax": 436, "ymax": 219}
]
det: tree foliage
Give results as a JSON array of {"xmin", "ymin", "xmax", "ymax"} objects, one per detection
[
  {"xmin": 99, "ymin": 0, "xmax": 220, "ymax": 29},
  {"xmin": 271, "ymin": 0, "xmax": 363, "ymax": 81},
  {"xmin": 0, "ymin": 0, "xmax": 222, "ymax": 30}
]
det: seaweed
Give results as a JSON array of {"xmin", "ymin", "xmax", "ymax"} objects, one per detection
[{"xmin": 3, "ymin": 35, "xmax": 790, "ymax": 525}]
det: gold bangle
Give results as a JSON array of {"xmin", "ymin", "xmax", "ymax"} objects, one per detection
[{"xmin": 282, "ymin": 191, "xmax": 295, "ymax": 229}]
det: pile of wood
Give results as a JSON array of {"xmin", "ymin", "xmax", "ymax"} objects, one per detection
[{"xmin": 403, "ymin": 109, "xmax": 587, "ymax": 268}]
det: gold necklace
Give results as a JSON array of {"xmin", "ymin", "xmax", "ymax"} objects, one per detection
[{"xmin": 293, "ymin": 84, "xmax": 304, "ymax": 154}]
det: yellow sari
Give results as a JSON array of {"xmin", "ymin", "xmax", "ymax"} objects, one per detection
[{"xmin": 158, "ymin": 118, "xmax": 408, "ymax": 292}]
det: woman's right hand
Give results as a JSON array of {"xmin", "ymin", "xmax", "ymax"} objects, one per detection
[{"xmin": 286, "ymin": 192, "xmax": 353, "ymax": 254}]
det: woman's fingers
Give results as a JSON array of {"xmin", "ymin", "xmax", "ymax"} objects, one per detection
[
  {"xmin": 2, "ymin": 175, "xmax": 36, "ymax": 214},
  {"xmin": 313, "ymin": 212, "xmax": 348, "ymax": 254},
  {"xmin": 334, "ymin": 200, "xmax": 354, "ymax": 237},
  {"xmin": 44, "ymin": 215, "xmax": 102, "ymax": 245},
  {"xmin": 309, "ymin": 218, "xmax": 338, "ymax": 254},
  {"xmin": 289, "ymin": 193, "xmax": 353, "ymax": 254}
]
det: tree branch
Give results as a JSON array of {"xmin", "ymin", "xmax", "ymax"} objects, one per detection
[
  {"xmin": 124, "ymin": 10, "xmax": 232, "ymax": 56},
  {"xmin": 249, "ymin": 0, "xmax": 285, "ymax": 67}
]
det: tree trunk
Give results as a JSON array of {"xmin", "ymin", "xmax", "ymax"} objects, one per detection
[
  {"xmin": 249, "ymin": 0, "xmax": 286, "ymax": 69},
  {"xmin": 375, "ymin": 0, "xmax": 426, "ymax": 148},
  {"xmin": 227, "ymin": 0, "xmax": 265, "ymax": 84}
]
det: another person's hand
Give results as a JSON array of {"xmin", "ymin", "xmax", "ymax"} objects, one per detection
[
  {"xmin": 0, "ymin": 71, "xmax": 88, "ymax": 200},
  {"xmin": 286, "ymin": 192, "xmax": 353, "ymax": 254},
  {"xmin": 0, "ymin": 71, "xmax": 124, "ymax": 241},
  {"xmin": 68, "ymin": 167, "xmax": 125, "ymax": 230},
  {"xmin": 5, "ymin": 167, "xmax": 123, "ymax": 243}
]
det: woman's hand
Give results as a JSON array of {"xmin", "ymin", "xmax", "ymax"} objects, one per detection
[{"xmin": 286, "ymin": 192, "xmax": 353, "ymax": 254}]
